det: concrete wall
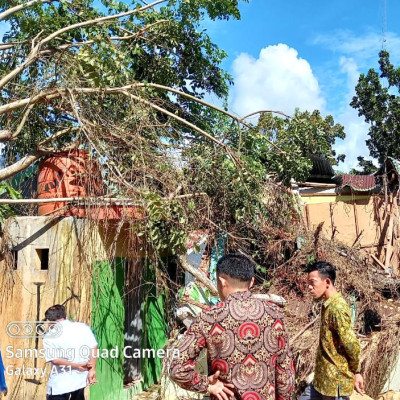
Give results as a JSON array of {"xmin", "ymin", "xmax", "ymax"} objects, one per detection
[{"xmin": 1, "ymin": 217, "xmax": 98, "ymax": 399}]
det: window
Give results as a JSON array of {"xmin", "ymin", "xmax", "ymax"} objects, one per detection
[{"xmin": 36, "ymin": 249, "xmax": 49, "ymax": 270}]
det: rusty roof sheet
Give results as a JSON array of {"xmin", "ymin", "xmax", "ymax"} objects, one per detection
[{"xmin": 340, "ymin": 174, "xmax": 377, "ymax": 191}]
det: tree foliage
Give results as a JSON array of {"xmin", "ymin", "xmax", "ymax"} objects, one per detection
[
  {"xmin": 0, "ymin": 0, "xmax": 346, "ymax": 265},
  {"xmin": 351, "ymin": 50, "xmax": 400, "ymax": 165},
  {"xmin": 247, "ymin": 110, "xmax": 345, "ymax": 184}
]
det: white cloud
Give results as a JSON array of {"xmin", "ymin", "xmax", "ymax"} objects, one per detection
[
  {"xmin": 230, "ymin": 44, "xmax": 325, "ymax": 117},
  {"xmin": 228, "ymin": 43, "xmax": 376, "ymax": 172},
  {"xmin": 313, "ymin": 30, "xmax": 400, "ymax": 66}
]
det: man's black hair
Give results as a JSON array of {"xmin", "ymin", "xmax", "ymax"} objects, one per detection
[
  {"xmin": 306, "ymin": 261, "xmax": 336, "ymax": 284},
  {"xmin": 216, "ymin": 253, "xmax": 255, "ymax": 282},
  {"xmin": 45, "ymin": 304, "xmax": 66, "ymax": 321}
]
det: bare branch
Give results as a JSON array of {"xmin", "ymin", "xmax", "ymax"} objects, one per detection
[
  {"xmin": 240, "ymin": 110, "xmax": 292, "ymax": 121},
  {"xmin": 67, "ymin": 90, "xmax": 138, "ymax": 192},
  {"xmin": 0, "ymin": 0, "xmax": 53, "ymax": 23},
  {"xmin": 37, "ymin": 19, "xmax": 170, "ymax": 55},
  {"xmin": 121, "ymin": 89, "xmax": 240, "ymax": 164},
  {"xmin": 0, "ymin": 84, "xmax": 286, "ymax": 165},
  {"xmin": 0, "ymin": 88, "xmax": 61, "ymax": 114},
  {"xmin": 0, "ymin": 104, "xmax": 35, "ymax": 142},
  {"xmin": 0, "ymin": 130, "xmax": 12, "ymax": 141},
  {"xmin": 38, "ymin": 126, "xmax": 80, "ymax": 146},
  {"xmin": 177, "ymin": 254, "xmax": 218, "ymax": 296},
  {"xmin": 0, "ymin": 42, "xmax": 24, "ymax": 51},
  {"xmin": 41, "ymin": 0, "xmax": 168, "ymax": 46},
  {"xmin": 134, "ymin": 83, "xmax": 285, "ymax": 154}
]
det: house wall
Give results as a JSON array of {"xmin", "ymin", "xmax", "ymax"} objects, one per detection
[
  {"xmin": 0, "ymin": 216, "xmax": 167, "ymax": 400},
  {"xmin": 301, "ymin": 195, "xmax": 386, "ymax": 258}
]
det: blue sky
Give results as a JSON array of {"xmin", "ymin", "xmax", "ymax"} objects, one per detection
[
  {"xmin": 203, "ymin": 0, "xmax": 400, "ymax": 171},
  {"xmin": 2, "ymin": 0, "xmax": 400, "ymax": 172}
]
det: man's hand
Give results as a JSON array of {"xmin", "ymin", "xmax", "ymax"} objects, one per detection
[
  {"xmin": 71, "ymin": 362, "xmax": 91, "ymax": 372},
  {"xmin": 207, "ymin": 370, "xmax": 235, "ymax": 400},
  {"xmin": 354, "ymin": 373, "xmax": 365, "ymax": 395},
  {"xmin": 87, "ymin": 367, "xmax": 97, "ymax": 385}
]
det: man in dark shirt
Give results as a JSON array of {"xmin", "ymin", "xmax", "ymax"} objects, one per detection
[{"xmin": 169, "ymin": 253, "xmax": 295, "ymax": 400}]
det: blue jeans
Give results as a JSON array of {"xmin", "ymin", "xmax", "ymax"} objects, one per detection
[{"xmin": 299, "ymin": 384, "xmax": 349, "ymax": 400}]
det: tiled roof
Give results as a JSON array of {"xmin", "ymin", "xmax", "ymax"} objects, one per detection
[{"xmin": 340, "ymin": 174, "xmax": 377, "ymax": 191}]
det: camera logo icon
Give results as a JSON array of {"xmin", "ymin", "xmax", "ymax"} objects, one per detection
[{"xmin": 6, "ymin": 321, "xmax": 63, "ymax": 339}]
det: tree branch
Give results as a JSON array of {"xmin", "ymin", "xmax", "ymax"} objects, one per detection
[
  {"xmin": 0, "ymin": 126, "xmax": 79, "ymax": 181},
  {"xmin": 0, "ymin": 152, "xmax": 43, "ymax": 181},
  {"xmin": 0, "ymin": 0, "xmax": 168, "ymax": 90},
  {"xmin": 37, "ymin": 19, "xmax": 170, "ymax": 55},
  {"xmin": 42, "ymin": 0, "xmax": 168, "ymax": 46},
  {"xmin": 239, "ymin": 110, "xmax": 292, "ymax": 121},
  {"xmin": 122, "ymin": 90, "xmax": 232, "ymax": 153},
  {"xmin": 0, "ymin": 104, "xmax": 35, "ymax": 142},
  {"xmin": 0, "ymin": 130, "xmax": 12, "ymax": 141},
  {"xmin": 177, "ymin": 254, "xmax": 218, "ymax": 296},
  {"xmin": 0, "ymin": 42, "xmax": 24, "ymax": 51},
  {"xmin": 0, "ymin": 83, "xmax": 286, "ymax": 162},
  {"xmin": 38, "ymin": 126, "xmax": 80, "ymax": 146},
  {"xmin": 0, "ymin": 0, "xmax": 54, "ymax": 22}
]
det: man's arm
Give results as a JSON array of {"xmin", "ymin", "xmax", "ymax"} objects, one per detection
[
  {"xmin": 87, "ymin": 346, "xmax": 98, "ymax": 385},
  {"xmin": 169, "ymin": 318, "xmax": 209, "ymax": 393},
  {"xmin": 330, "ymin": 303, "xmax": 361, "ymax": 374},
  {"xmin": 330, "ymin": 302, "xmax": 365, "ymax": 394},
  {"xmin": 43, "ymin": 338, "xmax": 88, "ymax": 371},
  {"xmin": 275, "ymin": 317, "xmax": 295, "ymax": 400},
  {"xmin": 49, "ymin": 359, "xmax": 90, "ymax": 371}
]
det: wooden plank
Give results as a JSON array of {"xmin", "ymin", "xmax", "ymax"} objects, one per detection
[
  {"xmin": 352, "ymin": 229, "xmax": 364, "ymax": 247},
  {"xmin": 360, "ymin": 243, "xmax": 385, "ymax": 249},
  {"xmin": 297, "ymin": 182, "xmax": 337, "ymax": 188},
  {"xmin": 371, "ymin": 254, "xmax": 387, "ymax": 271}
]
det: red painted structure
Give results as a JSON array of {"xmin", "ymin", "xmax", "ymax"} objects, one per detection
[{"xmin": 37, "ymin": 150, "xmax": 141, "ymax": 219}]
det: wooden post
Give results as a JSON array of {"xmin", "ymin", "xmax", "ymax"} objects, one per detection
[
  {"xmin": 330, "ymin": 203, "xmax": 337, "ymax": 240},
  {"xmin": 385, "ymin": 195, "xmax": 395, "ymax": 270},
  {"xmin": 305, "ymin": 204, "xmax": 311, "ymax": 230},
  {"xmin": 353, "ymin": 201, "xmax": 360, "ymax": 238},
  {"xmin": 393, "ymin": 191, "xmax": 400, "ymax": 275}
]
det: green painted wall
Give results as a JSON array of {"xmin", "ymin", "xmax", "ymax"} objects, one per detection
[{"xmin": 91, "ymin": 259, "xmax": 168, "ymax": 400}]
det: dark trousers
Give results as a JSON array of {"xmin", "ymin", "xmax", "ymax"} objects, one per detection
[
  {"xmin": 299, "ymin": 384, "xmax": 349, "ymax": 400},
  {"xmin": 47, "ymin": 388, "xmax": 85, "ymax": 400}
]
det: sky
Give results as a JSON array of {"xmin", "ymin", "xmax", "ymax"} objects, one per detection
[
  {"xmin": 1, "ymin": 0, "xmax": 400, "ymax": 172},
  {"xmin": 201, "ymin": 0, "xmax": 400, "ymax": 172}
]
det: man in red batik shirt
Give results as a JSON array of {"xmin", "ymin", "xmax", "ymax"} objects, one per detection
[{"xmin": 169, "ymin": 253, "xmax": 295, "ymax": 400}]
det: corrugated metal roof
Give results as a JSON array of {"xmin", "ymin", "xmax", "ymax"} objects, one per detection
[
  {"xmin": 340, "ymin": 174, "xmax": 377, "ymax": 191},
  {"xmin": 308, "ymin": 155, "xmax": 335, "ymax": 178}
]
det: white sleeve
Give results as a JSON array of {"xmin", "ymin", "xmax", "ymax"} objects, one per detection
[{"xmin": 43, "ymin": 337, "xmax": 59, "ymax": 363}]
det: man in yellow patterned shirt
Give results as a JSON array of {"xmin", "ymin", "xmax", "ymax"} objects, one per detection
[{"xmin": 299, "ymin": 261, "xmax": 365, "ymax": 400}]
